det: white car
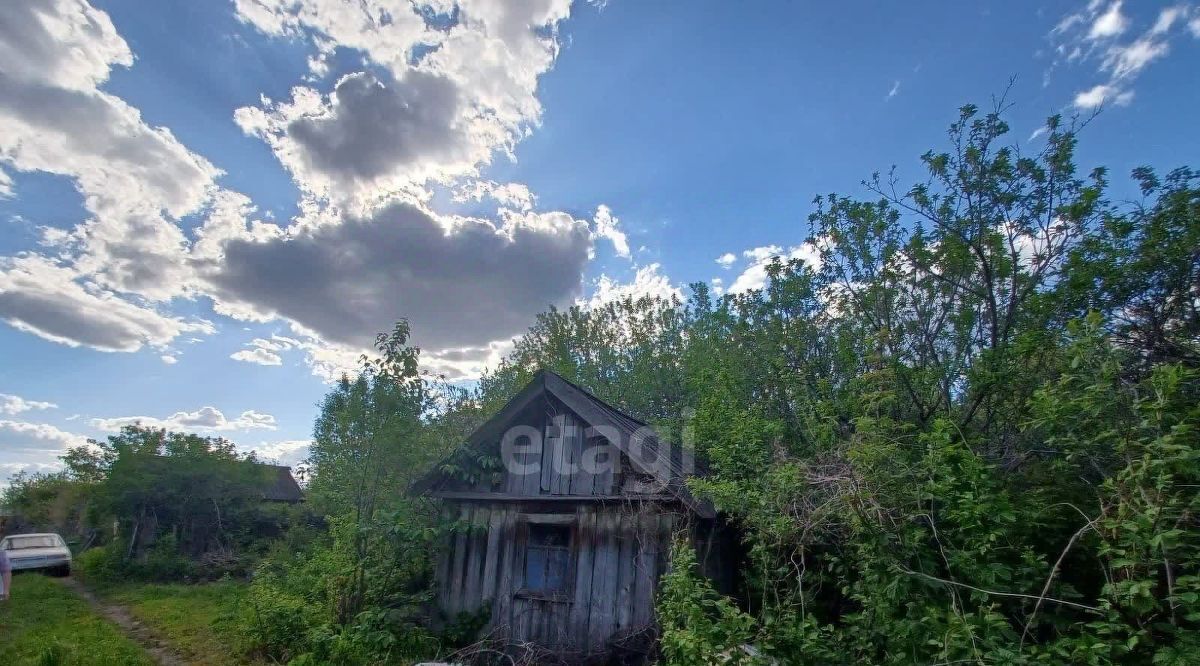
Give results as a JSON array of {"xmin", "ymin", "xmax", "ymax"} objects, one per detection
[{"xmin": 1, "ymin": 533, "xmax": 72, "ymax": 575}]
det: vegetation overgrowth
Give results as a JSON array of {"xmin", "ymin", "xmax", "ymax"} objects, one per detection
[{"xmin": 5, "ymin": 102, "xmax": 1198, "ymax": 664}]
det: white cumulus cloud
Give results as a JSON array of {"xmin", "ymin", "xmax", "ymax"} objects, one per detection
[
  {"xmin": 233, "ymin": 0, "xmax": 573, "ymax": 206},
  {"xmin": 91, "ymin": 406, "xmax": 278, "ymax": 433},
  {"xmin": 1073, "ymin": 83, "xmax": 1134, "ymax": 109},
  {"xmin": 244, "ymin": 438, "xmax": 312, "ymax": 466},
  {"xmin": 1088, "ymin": 1, "xmax": 1128, "ymax": 39},
  {"xmin": 0, "ymin": 419, "xmax": 88, "ymax": 449},
  {"xmin": 582, "ymin": 263, "xmax": 681, "ymax": 309},
  {"xmin": 231, "ymin": 339, "xmax": 285, "ymax": 367},
  {"xmin": 727, "ymin": 243, "xmax": 821, "ymax": 295},
  {"xmin": 0, "ymin": 393, "xmax": 57, "ymax": 416},
  {"xmin": 0, "ymin": 256, "xmax": 214, "ymax": 353},
  {"xmin": 0, "ymin": 0, "xmax": 222, "ymax": 352}
]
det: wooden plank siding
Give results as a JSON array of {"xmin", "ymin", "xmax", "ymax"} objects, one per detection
[
  {"xmin": 422, "ymin": 380, "xmax": 716, "ymax": 658},
  {"xmin": 586, "ymin": 511, "xmax": 621, "ymax": 652},
  {"xmin": 567, "ymin": 507, "xmax": 596, "ymax": 648},
  {"xmin": 481, "ymin": 509, "xmax": 504, "ymax": 605},
  {"xmin": 630, "ymin": 510, "xmax": 660, "ymax": 629},
  {"xmin": 590, "ymin": 437, "xmax": 616, "ymax": 496},
  {"xmin": 457, "ymin": 405, "xmax": 642, "ymax": 502},
  {"xmin": 614, "ymin": 517, "xmax": 637, "ymax": 634},
  {"xmin": 449, "ymin": 504, "xmax": 472, "ymax": 615},
  {"xmin": 493, "ymin": 508, "xmax": 517, "ymax": 634},
  {"xmin": 462, "ymin": 507, "xmax": 488, "ymax": 611},
  {"xmin": 437, "ymin": 502, "xmax": 680, "ymax": 657},
  {"xmin": 538, "ymin": 414, "xmax": 557, "ymax": 493}
]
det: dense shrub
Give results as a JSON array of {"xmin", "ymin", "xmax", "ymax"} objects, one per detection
[
  {"xmin": 658, "ymin": 540, "xmax": 757, "ymax": 664},
  {"xmin": 480, "ymin": 107, "xmax": 1200, "ymax": 664},
  {"xmin": 74, "ymin": 537, "xmax": 191, "ymax": 583},
  {"xmin": 3, "ymin": 425, "xmax": 301, "ymax": 584},
  {"xmin": 10, "ymin": 101, "xmax": 1197, "ymax": 664},
  {"xmin": 73, "ymin": 543, "xmax": 128, "ymax": 582},
  {"xmin": 238, "ymin": 517, "xmax": 439, "ymax": 664},
  {"xmin": 240, "ymin": 581, "xmax": 320, "ymax": 661}
]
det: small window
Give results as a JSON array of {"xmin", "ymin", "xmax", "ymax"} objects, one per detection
[
  {"xmin": 523, "ymin": 523, "xmax": 572, "ymax": 594},
  {"xmin": 4, "ymin": 535, "xmax": 59, "ymax": 550}
]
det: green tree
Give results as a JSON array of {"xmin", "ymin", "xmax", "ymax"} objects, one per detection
[
  {"xmin": 465, "ymin": 102, "xmax": 1200, "ymax": 664},
  {"xmin": 240, "ymin": 321, "xmax": 443, "ymax": 663}
]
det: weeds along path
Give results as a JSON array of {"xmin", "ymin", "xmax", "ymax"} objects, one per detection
[{"xmin": 58, "ymin": 578, "xmax": 187, "ymax": 666}]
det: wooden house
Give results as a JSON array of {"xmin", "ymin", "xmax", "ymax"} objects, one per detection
[
  {"xmin": 253, "ymin": 463, "xmax": 305, "ymax": 503},
  {"xmin": 411, "ymin": 370, "xmax": 735, "ymax": 661},
  {"xmin": 118, "ymin": 458, "xmax": 303, "ymax": 557}
]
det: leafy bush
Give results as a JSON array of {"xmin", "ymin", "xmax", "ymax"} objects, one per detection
[
  {"xmin": 137, "ymin": 535, "xmax": 191, "ymax": 582},
  {"xmin": 73, "ymin": 543, "xmax": 128, "ymax": 582},
  {"xmin": 75, "ymin": 536, "xmax": 194, "ymax": 583},
  {"xmin": 238, "ymin": 514, "xmax": 439, "ymax": 664},
  {"xmin": 657, "ymin": 539, "xmax": 757, "ymax": 664},
  {"xmin": 496, "ymin": 109, "xmax": 1200, "ymax": 663},
  {"xmin": 240, "ymin": 581, "xmax": 320, "ymax": 662}
]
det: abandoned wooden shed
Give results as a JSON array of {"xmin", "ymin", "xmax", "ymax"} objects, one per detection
[
  {"xmin": 411, "ymin": 370, "xmax": 735, "ymax": 660},
  {"xmin": 254, "ymin": 463, "xmax": 305, "ymax": 503}
]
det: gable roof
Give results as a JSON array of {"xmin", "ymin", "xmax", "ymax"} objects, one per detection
[
  {"xmin": 256, "ymin": 463, "xmax": 305, "ymax": 502},
  {"xmin": 411, "ymin": 370, "xmax": 713, "ymax": 518},
  {"xmin": 141, "ymin": 455, "xmax": 304, "ymax": 503}
]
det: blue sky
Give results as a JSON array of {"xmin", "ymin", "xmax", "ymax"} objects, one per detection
[{"xmin": 1, "ymin": 0, "xmax": 1198, "ymax": 485}]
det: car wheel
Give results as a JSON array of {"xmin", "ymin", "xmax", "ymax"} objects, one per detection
[{"xmin": 55, "ymin": 564, "xmax": 71, "ymax": 577}]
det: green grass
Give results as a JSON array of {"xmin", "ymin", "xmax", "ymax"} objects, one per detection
[
  {"xmin": 0, "ymin": 573, "xmax": 153, "ymax": 666},
  {"xmin": 96, "ymin": 580, "xmax": 251, "ymax": 666}
]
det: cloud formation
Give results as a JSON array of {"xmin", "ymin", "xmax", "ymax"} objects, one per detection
[
  {"xmin": 0, "ymin": 0, "xmax": 218, "ymax": 222},
  {"xmin": 0, "ymin": 419, "xmax": 88, "ymax": 449},
  {"xmin": 92, "ymin": 406, "xmax": 278, "ymax": 433},
  {"xmin": 727, "ymin": 243, "xmax": 821, "ymax": 294},
  {"xmin": 0, "ymin": 0, "xmax": 221, "ymax": 352},
  {"xmin": 0, "ymin": 0, "xmax": 610, "ymax": 382},
  {"xmin": 236, "ymin": 70, "xmax": 473, "ymax": 200},
  {"xmin": 1053, "ymin": 2, "xmax": 1200, "ymax": 109},
  {"xmin": 0, "ymin": 417, "xmax": 87, "ymax": 488},
  {"xmin": 204, "ymin": 202, "xmax": 592, "ymax": 351},
  {"xmin": 582, "ymin": 263, "xmax": 681, "ymax": 309},
  {"xmin": 231, "ymin": 339, "xmax": 286, "ymax": 366},
  {"xmin": 234, "ymin": 0, "xmax": 573, "ymax": 203},
  {"xmin": 0, "ymin": 393, "xmax": 57, "ymax": 416},
  {"xmin": 0, "ymin": 256, "xmax": 213, "ymax": 352},
  {"xmin": 592, "ymin": 205, "xmax": 631, "ymax": 259},
  {"xmin": 244, "ymin": 438, "xmax": 311, "ymax": 466}
]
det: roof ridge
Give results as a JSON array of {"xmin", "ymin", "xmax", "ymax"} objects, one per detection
[
  {"xmin": 411, "ymin": 368, "xmax": 713, "ymax": 518},
  {"xmin": 539, "ymin": 369, "xmax": 649, "ymax": 428}
]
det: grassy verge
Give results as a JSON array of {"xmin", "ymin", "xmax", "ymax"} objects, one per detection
[
  {"xmin": 0, "ymin": 573, "xmax": 153, "ymax": 665},
  {"xmin": 94, "ymin": 580, "xmax": 250, "ymax": 666}
]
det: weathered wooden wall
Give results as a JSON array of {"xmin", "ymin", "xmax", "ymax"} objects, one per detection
[
  {"xmin": 437, "ymin": 502, "xmax": 681, "ymax": 656},
  {"xmin": 491, "ymin": 409, "xmax": 623, "ymax": 498},
  {"xmin": 433, "ymin": 396, "xmax": 729, "ymax": 657}
]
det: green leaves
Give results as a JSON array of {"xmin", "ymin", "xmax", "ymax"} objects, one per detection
[
  {"xmin": 658, "ymin": 539, "xmax": 761, "ymax": 665},
  {"xmin": 588, "ymin": 101, "xmax": 1200, "ymax": 664},
  {"xmin": 214, "ymin": 98, "xmax": 1200, "ymax": 664}
]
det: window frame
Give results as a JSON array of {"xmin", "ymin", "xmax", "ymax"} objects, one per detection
[
  {"xmin": 3, "ymin": 535, "xmax": 59, "ymax": 550},
  {"xmin": 515, "ymin": 513, "xmax": 576, "ymax": 602}
]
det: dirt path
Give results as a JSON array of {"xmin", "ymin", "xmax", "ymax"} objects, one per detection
[{"xmin": 58, "ymin": 577, "xmax": 188, "ymax": 666}]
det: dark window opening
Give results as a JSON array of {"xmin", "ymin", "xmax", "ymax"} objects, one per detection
[{"xmin": 524, "ymin": 523, "xmax": 571, "ymax": 594}]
